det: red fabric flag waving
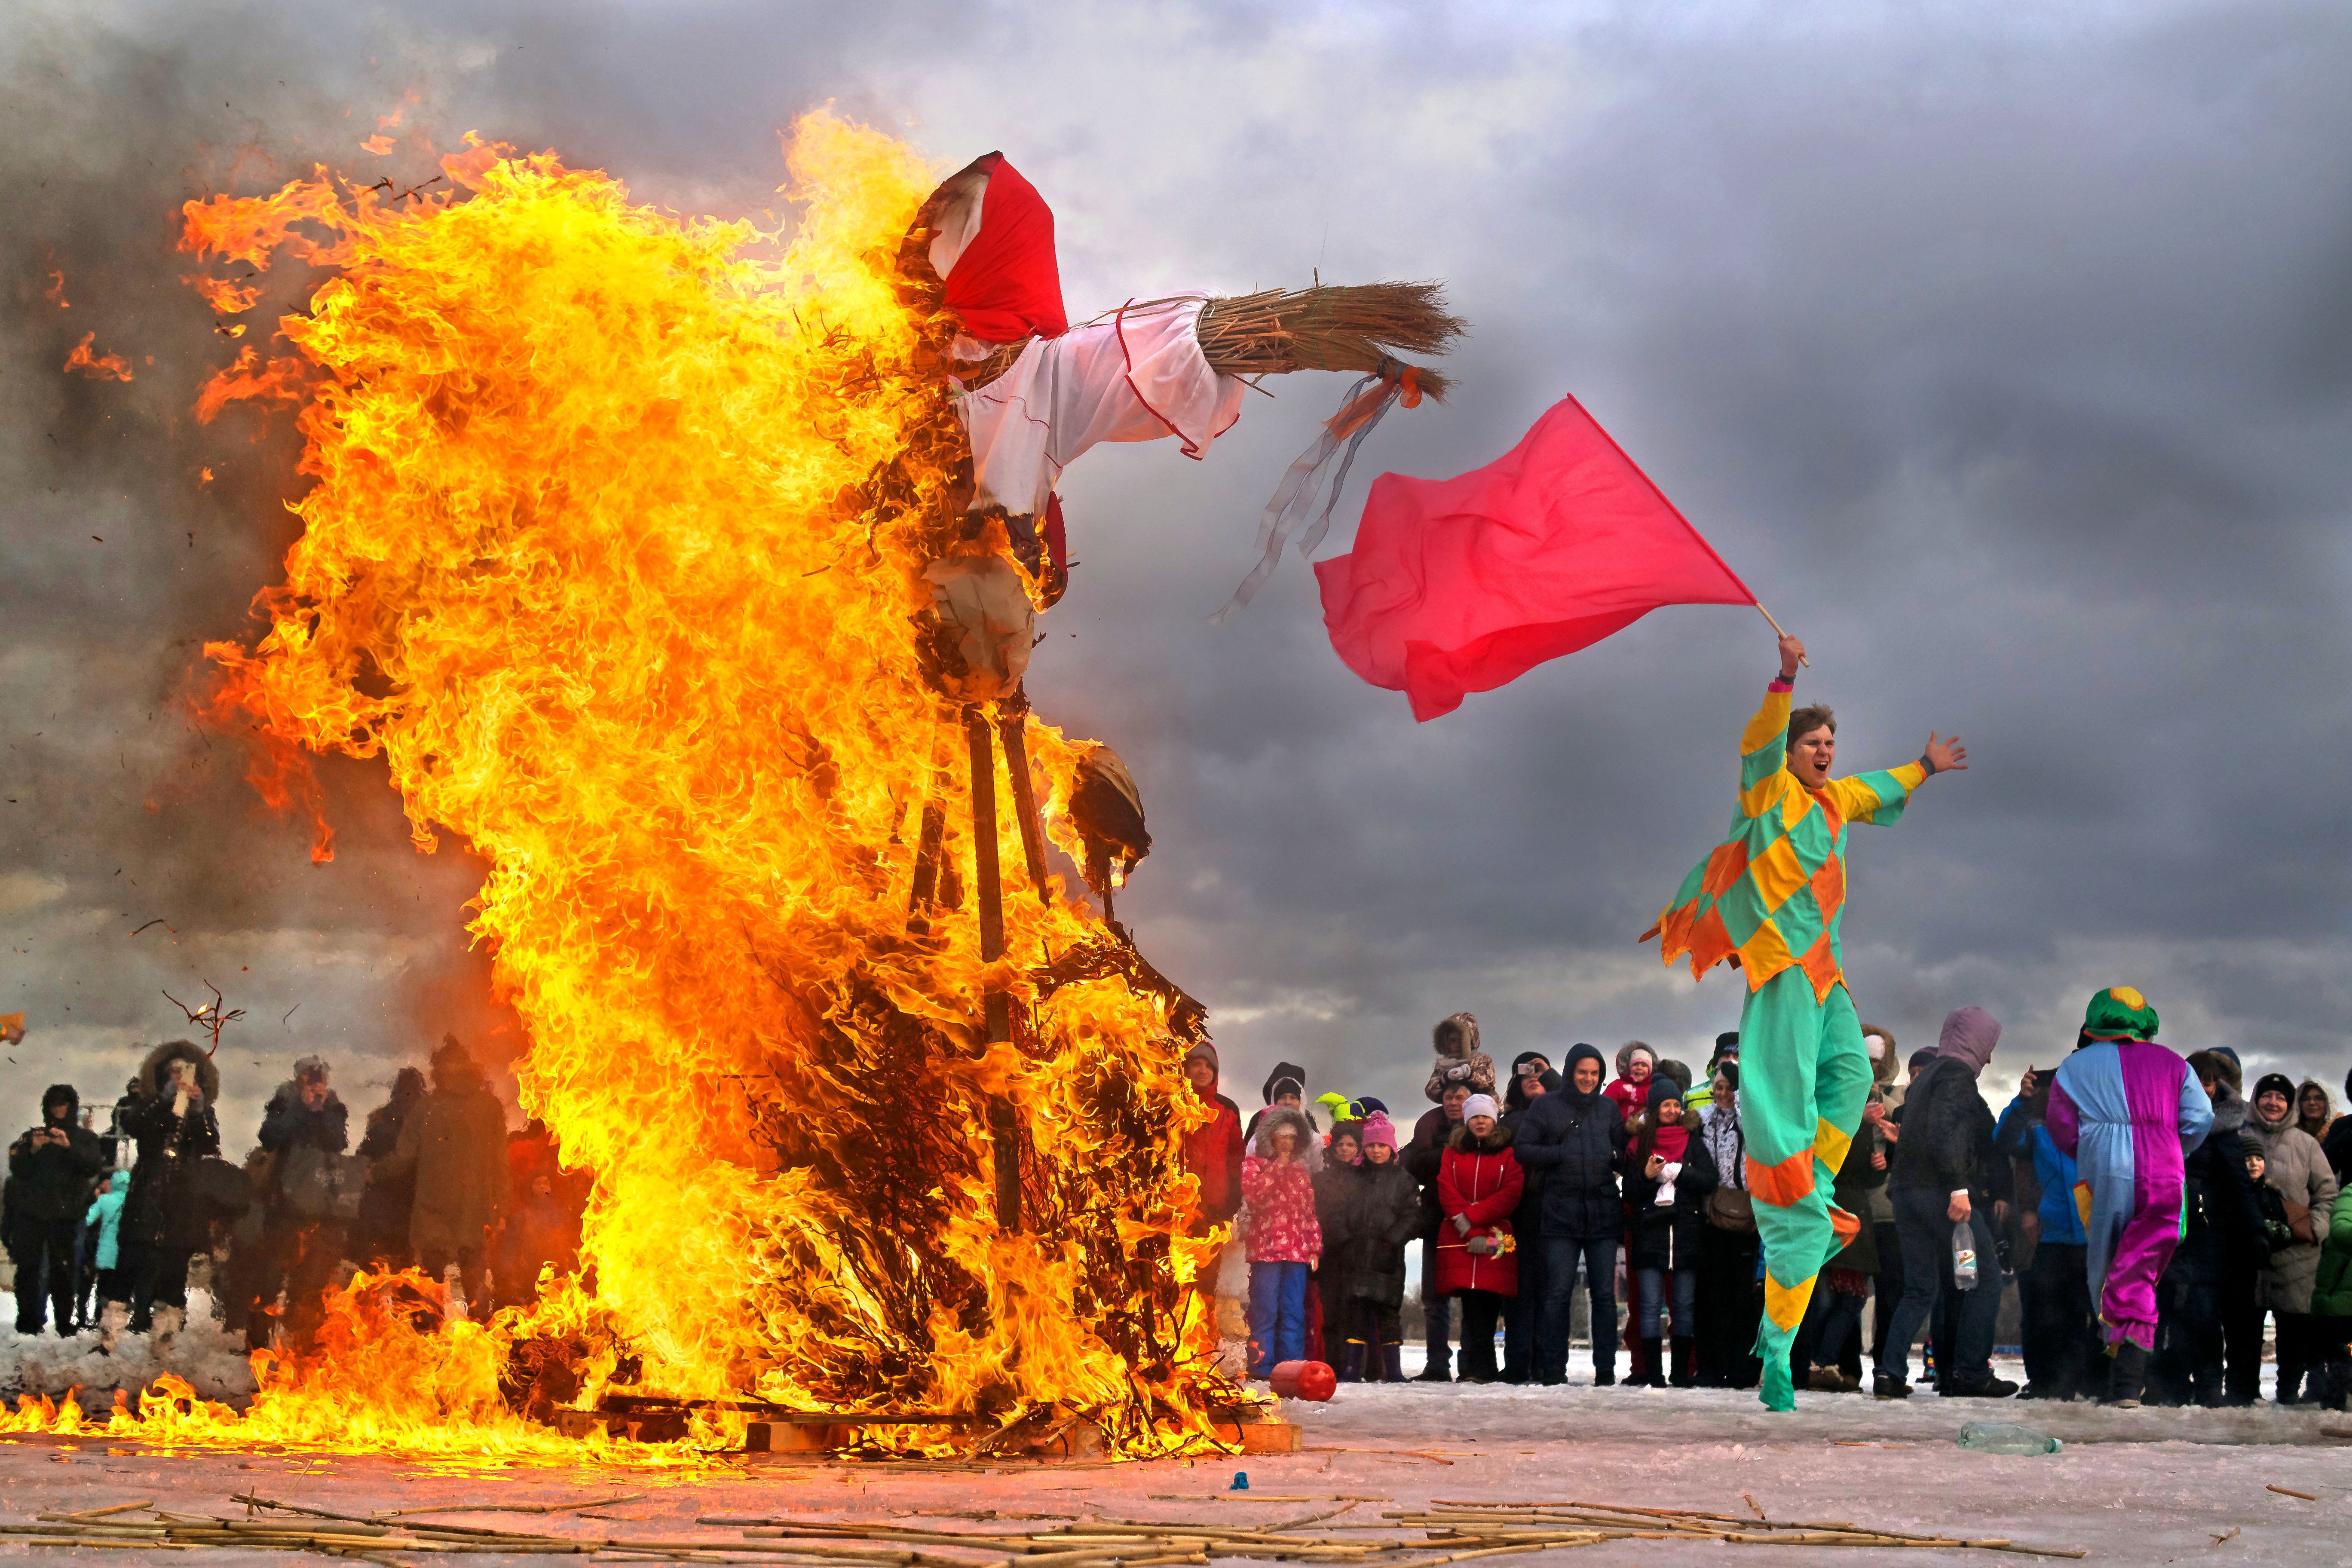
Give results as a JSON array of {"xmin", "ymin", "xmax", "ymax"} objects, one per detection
[{"xmin": 1314, "ymin": 395, "xmax": 1756, "ymax": 721}]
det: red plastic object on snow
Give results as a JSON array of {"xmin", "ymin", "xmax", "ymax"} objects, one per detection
[{"xmin": 1268, "ymin": 1360, "xmax": 1337, "ymax": 1401}]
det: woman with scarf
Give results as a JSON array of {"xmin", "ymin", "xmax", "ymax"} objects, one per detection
[
  {"xmin": 1624, "ymin": 1076, "xmax": 1718, "ymax": 1387},
  {"xmin": 2248, "ymin": 1069, "xmax": 2340, "ymax": 1403}
]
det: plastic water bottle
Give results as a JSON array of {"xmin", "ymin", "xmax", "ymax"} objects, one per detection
[
  {"xmin": 1951, "ymin": 1221, "xmax": 1978, "ymax": 1290},
  {"xmin": 1956, "ymin": 1421, "xmax": 2061, "ymax": 1455}
]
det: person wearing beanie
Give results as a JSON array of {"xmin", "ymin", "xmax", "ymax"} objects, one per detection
[
  {"xmin": 2247, "ymin": 1066, "xmax": 2339, "ymax": 1403},
  {"xmin": 1334, "ymin": 1112, "xmax": 1420, "ymax": 1381},
  {"xmin": 1644, "ymin": 628, "xmax": 1967, "ymax": 1412},
  {"xmin": 2044, "ymin": 988, "xmax": 2211, "ymax": 1405},
  {"xmin": 1877, "ymin": 1006, "xmax": 2014, "ymax": 1400},
  {"xmin": 7, "ymin": 1083, "xmax": 104, "ymax": 1335},
  {"xmin": 1512, "ymin": 1042, "xmax": 1629, "ymax": 1386},
  {"xmin": 1179, "ymin": 1042, "xmax": 1245, "ymax": 1227},
  {"xmin": 1315, "ymin": 1091, "xmax": 1355, "ymax": 1134},
  {"xmin": 1625, "ymin": 1074, "xmax": 1718, "ymax": 1387},
  {"xmin": 1603, "ymin": 1042, "xmax": 1656, "ymax": 1120},
  {"xmin": 1435, "ymin": 1093, "xmax": 1522, "ymax": 1383},
  {"xmin": 1244, "ymin": 1062, "xmax": 1313, "ymax": 1143}
]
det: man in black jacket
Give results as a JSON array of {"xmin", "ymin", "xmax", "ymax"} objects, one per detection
[
  {"xmin": 1874, "ymin": 1007, "xmax": 2015, "ymax": 1399},
  {"xmin": 1509, "ymin": 1043, "xmax": 1627, "ymax": 1386},
  {"xmin": 1403, "ymin": 1081, "xmax": 1470, "ymax": 1381},
  {"xmin": 8, "ymin": 1084, "xmax": 105, "ymax": 1335}
]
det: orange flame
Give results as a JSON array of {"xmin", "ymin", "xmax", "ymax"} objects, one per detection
[
  {"xmin": 63, "ymin": 331, "xmax": 132, "ymax": 381},
  {"xmin": 44, "ymin": 270, "xmax": 68, "ymax": 307},
  {"xmin": 187, "ymin": 273, "xmax": 261, "ymax": 314},
  {"xmin": 50, "ymin": 110, "xmax": 1247, "ymax": 1460},
  {"xmin": 362, "ymin": 134, "xmax": 396, "ymax": 156},
  {"xmin": 194, "ymin": 346, "xmax": 308, "ymax": 424}
]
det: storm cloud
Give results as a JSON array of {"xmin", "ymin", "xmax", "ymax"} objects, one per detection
[{"xmin": 2, "ymin": 0, "xmax": 2346, "ymax": 1145}]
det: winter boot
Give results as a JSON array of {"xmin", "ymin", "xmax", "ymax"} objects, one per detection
[
  {"xmin": 150, "ymin": 1304, "xmax": 186, "ymax": 1358},
  {"xmin": 1380, "ymin": 1342, "xmax": 1406, "ymax": 1383},
  {"xmin": 2276, "ymin": 1362, "xmax": 2306, "ymax": 1405},
  {"xmin": 1592, "ymin": 1357, "xmax": 1616, "ymax": 1387},
  {"xmin": 1670, "ymin": 1337, "xmax": 1697, "ymax": 1388},
  {"xmin": 95, "ymin": 1300, "xmax": 128, "ymax": 1356},
  {"xmin": 2106, "ymin": 1342, "xmax": 2150, "ymax": 1408},
  {"xmin": 1338, "ymin": 1343, "xmax": 1366, "ymax": 1384},
  {"xmin": 1873, "ymin": 1369, "xmax": 1912, "ymax": 1399},
  {"xmin": 2322, "ymin": 1358, "xmax": 2352, "ymax": 1412},
  {"xmin": 1640, "ymin": 1337, "xmax": 1666, "ymax": 1389}
]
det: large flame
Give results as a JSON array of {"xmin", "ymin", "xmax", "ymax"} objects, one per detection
[{"xmin": 8, "ymin": 113, "xmax": 1241, "ymax": 1459}]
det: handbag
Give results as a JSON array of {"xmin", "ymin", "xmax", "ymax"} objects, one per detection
[{"xmin": 1703, "ymin": 1186, "xmax": 1757, "ymax": 1233}]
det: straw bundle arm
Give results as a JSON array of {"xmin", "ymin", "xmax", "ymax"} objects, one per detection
[{"xmin": 1194, "ymin": 282, "xmax": 1464, "ymax": 400}]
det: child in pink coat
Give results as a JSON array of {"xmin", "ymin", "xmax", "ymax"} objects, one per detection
[{"xmin": 1243, "ymin": 1106, "xmax": 1322, "ymax": 1378}]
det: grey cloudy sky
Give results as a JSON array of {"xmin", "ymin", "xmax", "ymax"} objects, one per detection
[{"xmin": 2, "ymin": 0, "xmax": 2347, "ymax": 1146}]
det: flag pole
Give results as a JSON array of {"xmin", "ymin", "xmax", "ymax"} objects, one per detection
[{"xmin": 1754, "ymin": 602, "xmax": 1809, "ymax": 667}]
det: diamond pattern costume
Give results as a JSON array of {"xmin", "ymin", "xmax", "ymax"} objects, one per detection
[{"xmin": 1651, "ymin": 675, "xmax": 1929, "ymax": 1409}]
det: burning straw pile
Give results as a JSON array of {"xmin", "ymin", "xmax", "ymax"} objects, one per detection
[{"xmin": 34, "ymin": 109, "xmax": 1252, "ymax": 1460}]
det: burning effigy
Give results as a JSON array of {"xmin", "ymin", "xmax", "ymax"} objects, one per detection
[{"xmin": 3, "ymin": 113, "xmax": 1459, "ymax": 1461}]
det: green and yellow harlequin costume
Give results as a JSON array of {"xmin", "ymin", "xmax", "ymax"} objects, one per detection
[{"xmin": 1649, "ymin": 674, "xmax": 1932, "ymax": 1410}]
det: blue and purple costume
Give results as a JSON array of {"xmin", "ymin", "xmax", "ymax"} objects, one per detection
[{"xmin": 2046, "ymin": 986, "xmax": 2212, "ymax": 1352}]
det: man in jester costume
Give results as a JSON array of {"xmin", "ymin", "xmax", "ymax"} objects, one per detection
[
  {"xmin": 1648, "ymin": 633, "xmax": 1968, "ymax": 1410},
  {"xmin": 2045, "ymin": 986, "xmax": 2213, "ymax": 1406}
]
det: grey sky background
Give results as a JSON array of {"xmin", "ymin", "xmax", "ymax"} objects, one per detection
[{"xmin": 2, "ymin": 0, "xmax": 2346, "ymax": 1148}]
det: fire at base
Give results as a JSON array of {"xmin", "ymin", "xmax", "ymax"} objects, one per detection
[{"xmin": 6, "ymin": 111, "xmax": 1458, "ymax": 1461}]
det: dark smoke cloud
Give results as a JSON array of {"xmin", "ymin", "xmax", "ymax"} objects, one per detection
[{"xmin": 3, "ymin": 1, "xmax": 2348, "ymax": 1148}]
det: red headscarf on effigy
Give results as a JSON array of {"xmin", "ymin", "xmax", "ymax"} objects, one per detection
[{"xmin": 935, "ymin": 153, "xmax": 1068, "ymax": 345}]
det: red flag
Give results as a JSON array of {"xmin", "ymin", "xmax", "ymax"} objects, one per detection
[{"xmin": 1314, "ymin": 396, "xmax": 1757, "ymax": 721}]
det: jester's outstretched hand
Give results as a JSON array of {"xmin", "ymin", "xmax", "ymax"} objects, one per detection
[{"xmin": 1647, "ymin": 631, "xmax": 1967, "ymax": 1411}]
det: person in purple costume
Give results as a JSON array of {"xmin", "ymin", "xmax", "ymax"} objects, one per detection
[{"xmin": 2046, "ymin": 986, "xmax": 2214, "ymax": 1406}]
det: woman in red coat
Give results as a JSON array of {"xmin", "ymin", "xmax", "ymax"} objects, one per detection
[{"xmin": 1436, "ymin": 1093, "xmax": 1523, "ymax": 1382}]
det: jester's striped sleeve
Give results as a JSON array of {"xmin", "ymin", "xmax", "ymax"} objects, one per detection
[
  {"xmin": 1738, "ymin": 677, "xmax": 1795, "ymax": 807},
  {"xmin": 1821, "ymin": 760, "xmax": 1929, "ymax": 828}
]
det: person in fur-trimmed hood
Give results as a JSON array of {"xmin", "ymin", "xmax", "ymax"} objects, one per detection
[
  {"xmin": 119, "ymin": 1039, "xmax": 223, "ymax": 1336},
  {"xmin": 1242, "ymin": 1106, "xmax": 1321, "ymax": 1377},
  {"xmin": 376, "ymin": 1035, "xmax": 510, "ymax": 1313},
  {"xmin": 1424, "ymin": 1014, "xmax": 1496, "ymax": 1105},
  {"xmin": 1436, "ymin": 1094, "xmax": 1522, "ymax": 1382},
  {"xmin": 1624, "ymin": 1076, "xmax": 1719, "ymax": 1387}
]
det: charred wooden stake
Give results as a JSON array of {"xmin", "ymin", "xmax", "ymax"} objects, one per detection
[
  {"xmin": 967, "ymin": 703, "xmax": 1021, "ymax": 1234},
  {"xmin": 995, "ymin": 698, "xmax": 1052, "ymax": 906}
]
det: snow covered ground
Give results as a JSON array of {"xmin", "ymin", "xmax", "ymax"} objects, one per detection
[{"xmin": 7, "ymin": 1298, "xmax": 2351, "ymax": 1565}]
